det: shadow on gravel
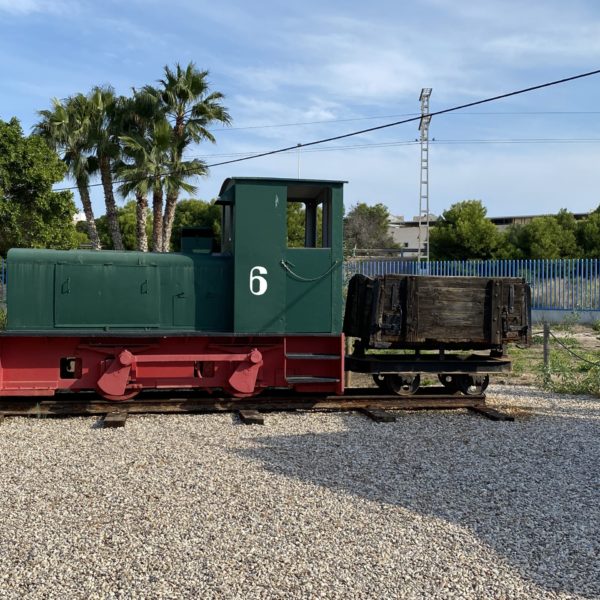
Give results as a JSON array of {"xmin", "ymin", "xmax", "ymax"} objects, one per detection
[{"xmin": 234, "ymin": 409, "xmax": 599, "ymax": 598}]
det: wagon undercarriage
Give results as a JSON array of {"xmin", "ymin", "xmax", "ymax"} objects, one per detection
[{"xmin": 346, "ymin": 350, "xmax": 511, "ymax": 396}]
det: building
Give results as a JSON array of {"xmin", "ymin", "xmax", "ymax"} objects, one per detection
[
  {"xmin": 73, "ymin": 211, "xmax": 87, "ymax": 225},
  {"xmin": 487, "ymin": 212, "xmax": 588, "ymax": 231},
  {"xmin": 387, "ymin": 214, "xmax": 436, "ymax": 257},
  {"xmin": 387, "ymin": 212, "xmax": 590, "ymax": 258}
]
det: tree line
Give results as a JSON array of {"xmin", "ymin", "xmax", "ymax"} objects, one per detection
[
  {"xmin": 30, "ymin": 61, "xmax": 228, "ymax": 254},
  {"xmin": 429, "ymin": 200, "xmax": 600, "ymax": 260},
  {"xmin": 343, "ymin": 200, "xmax": 600, "ymax": 260},
  {"xmin": 0, "ymin": 117, "xmax": 77, "ymax": 256}
]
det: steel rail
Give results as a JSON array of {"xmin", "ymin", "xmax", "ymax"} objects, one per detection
[{"xmin": 0, "ymin": 387, "xmax": 489, "ymax": 417}]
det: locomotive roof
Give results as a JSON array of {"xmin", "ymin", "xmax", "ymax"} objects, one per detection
[
  {"xmin": 6, "ymin": 247, "xmax": 195, "ymax": 264},
  {"xmin": 218, "ymin": 176, "xmax": 346, "ymax": 196}
]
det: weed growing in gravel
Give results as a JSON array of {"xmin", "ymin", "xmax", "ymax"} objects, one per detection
[
  {"xmin": 0, "ymin": 307, "xmax": 6, "ymax": 330},
  {"xmin": 554, "ymin": 312, "xmax": 581, "ymax": 332},
  {"xmin": 537, "ymin": 333, "xmax": 600, "ymax": 396},
  {"xmin": 508, "ymin": 348, "xmax": 527, "ymax": 376}
]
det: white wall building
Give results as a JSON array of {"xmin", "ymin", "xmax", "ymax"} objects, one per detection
[{"xmin": 387, "ymin": 212, "xmax": 590, "ymax": 259}]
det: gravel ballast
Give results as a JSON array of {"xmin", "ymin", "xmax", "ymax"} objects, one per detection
[{"xmin": 0, "ymin": 385, "xmax": 598, "ymax": 599}]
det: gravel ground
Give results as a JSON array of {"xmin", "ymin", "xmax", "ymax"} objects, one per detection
[{"xmin": 0, "ymin": 385, "xmax": 598, "ymax": 599}]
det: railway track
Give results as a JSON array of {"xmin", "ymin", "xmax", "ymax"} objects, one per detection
[{"xmin": 0, "ymin": 387, "xmax": 512, "ymax": 426}]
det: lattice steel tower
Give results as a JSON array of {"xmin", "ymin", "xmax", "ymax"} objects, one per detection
[{"xmin": 417, "ymin": 88, "xmax": 432, "ymax": 262}]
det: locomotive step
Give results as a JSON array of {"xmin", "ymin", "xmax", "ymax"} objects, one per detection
[
  {"xmin": 285, "ymin": 353, "xmax": 341, "ymax": 360},
  {"xmin": 285, "ymin": 376, "xmax": 341, "ymax": 383}
]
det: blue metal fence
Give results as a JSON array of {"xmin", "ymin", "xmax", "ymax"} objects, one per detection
[
  {"xmin": 345, "ymin": 258, "xmax": 600, "ymax": 311},
  {"xmin": 1, "ymin": 255, "xmax": 599, "ymax": 311}
]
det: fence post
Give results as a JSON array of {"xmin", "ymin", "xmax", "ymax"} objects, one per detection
[{"xmin": 543, "ymin": 321, "xmax": 550, "ymax": 385}]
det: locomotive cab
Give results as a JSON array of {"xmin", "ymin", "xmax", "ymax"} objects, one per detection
[{"xmin": 217, "ymin": 177, "xmax": 345, "ymax": 335}]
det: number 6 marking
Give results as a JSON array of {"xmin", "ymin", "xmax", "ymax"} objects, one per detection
[{"xmin": 249, "ymin": 266, "xmax": 268, "ymax": 296}]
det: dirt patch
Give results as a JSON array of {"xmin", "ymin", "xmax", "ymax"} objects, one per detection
[{"xmin": 551, "ymin": 327, "xmax": 600, "ymax": 351}]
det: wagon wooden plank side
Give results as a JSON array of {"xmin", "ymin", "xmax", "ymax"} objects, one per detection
[{"xmin": 344, "ymin": 274, "xmax": 531, "ymax": 351}]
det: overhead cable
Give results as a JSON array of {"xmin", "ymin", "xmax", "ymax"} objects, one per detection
[
  {"xmin": 210, "ymin": 111, "xmax": 600, "ymax": 133},
  {"xmin": 53, "ymin": 68, "xmax": 600, "ymax": 192},
  {"xmin": 183, "ymin": 137, "xmax": 600, "ymax": 160},
  {"xmin": 204, "ymin": 68, "xmax": 600, "ymax": 169}
]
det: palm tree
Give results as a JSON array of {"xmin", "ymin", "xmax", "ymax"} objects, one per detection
[
  {"xmin": 35, "ymin": 96, "xmax": 102, "ymax": 250},
  {"xmin": 118, "ymin": 117, "xmax": 172, "ymax": 252},
  {"xmin": 162, "ymin": 143, "xmax": 208, "ymax": 250},
  {"xmin": 113, "ymin": 92, "xmax": 160, "ymax": 252},
  {"xmin": 114, "ymin": 157, "xmax": 151, "ymax": 252},
  {"xmin": 87, "ymin": 86, "xmax": 124, "ymax": 250},
  {"xmin": 147, "ymin": 62, "xmax": 231, "ymax": 250},
  {"xmin": 118, "ymin": 113, "xmax": 209, "ymax": 252}
]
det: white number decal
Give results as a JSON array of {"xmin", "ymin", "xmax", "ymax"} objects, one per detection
[{"xmin": 249, "ymin": 266, "xmax": 268, "ymax": 296}]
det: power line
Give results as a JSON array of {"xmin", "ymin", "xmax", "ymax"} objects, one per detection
[
  {"xmin": 204, "ymin": 68, "xmax": 600, "ymax": 169},
  {"xmin": 183, "ymin": 138, "xmax": 600, "ymax": 160},
  {"xmin": 210, "ymin": 113, "xmax": 419, "ymax": 131},
  {"xmin": 183, "ymin": 140, "xmax": 419, "ymax": 159},
  {"xmin": 53, "ymin": 68, "xmax": 600, "ymax": 192},
  {"xmin": 446, "ymin": 111, "xmax": 600, "ymax": 115},
  {"xmin": 435, "ymin": 137, "xmax": 600, "ymax": 145},
  {"xmin": 210, "ymin": 110, "xmax": 600, "ymax": 133}
]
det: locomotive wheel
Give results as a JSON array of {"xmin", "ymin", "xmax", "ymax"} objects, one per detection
[
  {"xmin": 97, "ymin": 388, "xmax": 141, "ymax": 402},
  {"xmin": 384, "ymin": 374, "xmax": 420, "ymax": 396},
  {"xmin": 457, "ymin": 374, "xmax": 489, "ymax": 396},
  {"xmin": 222, "ymin": 385, "xmax": 261, "ymax": 399},
  {"xmin": 437, "ymin": 373, "xmax": 461, "ymax": 393},
  {"xmin": 372, "ymin": 374, "xmax": 387, "ymax": 390}
]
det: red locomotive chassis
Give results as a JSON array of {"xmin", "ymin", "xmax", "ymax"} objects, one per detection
[{"xmin": 0, "ymin": 334, "xmax": 345, "ymax": 401}]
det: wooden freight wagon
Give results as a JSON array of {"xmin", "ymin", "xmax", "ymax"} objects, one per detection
[
  {"xmin": 344, "ymin": 274, "xmax": 531, "ymax": 395},
  {"xmin": 344, "ymin": 274, "xmax": 531, "ymax": 351}
]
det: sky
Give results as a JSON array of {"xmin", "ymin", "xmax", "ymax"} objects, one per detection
[{"xmin": 1, "ymin": 0, "xmax": 600, "ymax": 220}]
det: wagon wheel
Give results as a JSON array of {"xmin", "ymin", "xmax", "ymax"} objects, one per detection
[
  {"xmin": 384, "ymin": 374, "xmax": 420, "ymax": 396},
  {"xmin": 437, "ymin": 373, "xmax": 461, "ymax": 393},
  {"xmin": 372, "ymin": 374, "xmax": 387, "ymax": 390},
  {"xmin": 457, "ymin": 374, "xmax": 489, "ymax": 396}
]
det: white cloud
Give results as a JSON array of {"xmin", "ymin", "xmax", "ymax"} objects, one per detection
[
  {"xmin": 484, "ymin": 26, "xmax": 600, "ymax": 62},
  {"xmin": 228, "ymin": 95, "xmax": 342, "ymax": 139},
  {"xmin": 430, "ymin": 145, "xmax": 600, "ymax": 216},
  {"xmin": 222, "ymin": 2, "xmax": 600, "ymax": 112},
  {"xmin": 196, "ymin": 138, "xmax": 600, "ymax": 222},
  {"xmin": 422, "ymin": 0, "xmax": 600, "ymax": 64},
  {"xmin": 226, "ymin": 18, "xmax": 447, "ymax": 104},
  {"xmin": 0, "ymin": 0, "xmax": 72, "ymax": 14},
  {"xmin": 6, "ymin": 0, "xmax": 597, "ymax": 220}
]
